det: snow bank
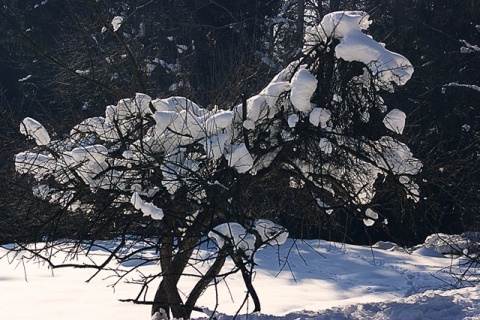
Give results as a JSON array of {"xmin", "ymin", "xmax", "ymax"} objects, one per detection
[
  {"xmin": 216, "ymin": 285, "xmax": 480, "ymax": 320},
  {"xmin": 423, "ymin": 233, "xmax": 480, "ymax": 255}
]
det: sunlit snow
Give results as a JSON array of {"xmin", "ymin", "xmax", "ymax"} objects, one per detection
[
  {"xmin": 209, "ymin": 222, "xmax": 256, "ymax": 257},
  {"xmin": 383, "ymin": 109, "xmax": 406, "ymax": 134},
  {"xmin": 363, "ymin": 208, "xmax": 379, "ymax": 226},
  {"xmin": 20, "ymin": 117, "xmax": 51, "ymax": 145},
  {"xmin": 290, "ymin": 68, "xmax": 317, "ymax": 112},
  {"xmin": 305, "ymin": 11, "xmax": 414, "ymax": 88},
  {"xmin": 131, "ymin": 192, "xmax": 164, "ymax": 220},
  {"xmin": 111, "ymin": 16, "xmax": 124, "ymax": 32},
  {"xmin": 1, "ymin": 235, "xmax": 479, "ymax": 320},
  {"xmin": 309, "ymin": 107, "xmax": 331, "ymax": 128}
]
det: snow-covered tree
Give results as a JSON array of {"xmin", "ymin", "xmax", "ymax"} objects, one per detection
[{"xmin": 14, "ymin": 11, "xmax": 420, "ymax": 319}]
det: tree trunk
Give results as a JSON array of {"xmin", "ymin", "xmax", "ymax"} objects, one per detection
[
  {"xmin": 184, "ymin": 250, "xmax": 228, "ymax": 318},
  {"xmin": 152, "ymin": 277, "xmax": 186, "ymax": 319},
  {"xmin": 151, "ymin": 230, "xmax": 200, "ymax": 319}
]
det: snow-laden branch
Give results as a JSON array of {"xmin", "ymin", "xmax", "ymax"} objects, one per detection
[
  {"xmin": 305, "ymin": 11, "xmax": 414, "ymax": 88},
  {"xmin": 15, "ymin": 11, "xmax": 420, "ymax": 237},
  {"xmin": 460, "ymin": 40, "xmax": 480, "ymax": 53}
]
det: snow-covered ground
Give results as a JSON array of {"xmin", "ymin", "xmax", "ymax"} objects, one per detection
[{"xmin": 1, "ymin": 235, "xmax": 479, "ymax": 320}]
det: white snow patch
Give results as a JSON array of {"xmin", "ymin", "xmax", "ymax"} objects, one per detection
[
  {"xmin": 209, "ymin": 223, "xmax": 256, "ymax": 257},
  {"xmin": 319, "ymin": 138, "xmax": 333, "ymax": 154},
  {"xmin": 177, "ymin": 44, "xmax": 188, "ymax": 53},
  {"xmin": 75, "ymin": 69, "xmax": 90, "ymax": 76},
  {"xmin": 131, "ymin": 192, "xmax": 164, "ymax": 220},
  {"xmin": 2, "ymin": 236, "xmax": 479, "ymax": 319},
  {"xmin": 111, "ymin": 16, "xmax": 124, "ymax": 32},
  {"xmin": 18, "ymin": 75, "xmax": 32, "ymax": 82},
  {"xmin": 309, "ymin": 108, "xmax": 331, "ymax": 128},
  {"xmin": 243, "ymin": 119, "xmax": 256, "ymax": 130},
  {"xmin": 288, "ymin": 114, "xmax": 299, "ymax": 128},
  {"xmin": 460, "ymin": 40, "xmax": 480, "ymax": 53},
  {"xmin": 253, "ymin": 219, "xmax": 288, "ymax": 246},
  {"xmin": 383, "ymin": 109, "xmax": 406, "ymax": 134},
  {"xmin": 261, "ymin": 82, "xmax": 291, "ymax": 111},
  {"xmin": 204, "ymin": 110, "xmax": 233, "ymax": 136},
  {"xmin": 225, "ymin": 143, "xmax": 254, "ymax": 173},
  {"xmin": 444, "ymin": 82, "xmax": 480, "ymax": 93},
  {"xmin": 363, "ymin": 209, "xmax": 379, "ymax": 227},
  {"xmin": 305, "ymin": 11, "xmax": 413, "ymax": 87},
  {"xmin": 290, "ymin": 68, "xmax": 317, "ymax": 113},
  {"xmin": 20, "ymin": 117, "xmax": 51, "ymax": 145}
]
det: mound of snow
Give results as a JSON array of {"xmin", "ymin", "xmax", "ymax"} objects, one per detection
[
  {"xmin": 217, "ymin": 285, "xmax": 480, "ymax": 320},
  {"xmin": 423, "ymin": 233, "xmax": 480, "ymax": 255}
]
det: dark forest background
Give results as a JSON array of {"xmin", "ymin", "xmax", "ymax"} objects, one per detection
[{"xmin": 1, "ymin": 0, "xmax": 479, "ymax": 246}]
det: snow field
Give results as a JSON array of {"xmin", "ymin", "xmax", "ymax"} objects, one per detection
[{"xmin": 1, "ymin": 236, "xmax": 479, "ymax": 320}]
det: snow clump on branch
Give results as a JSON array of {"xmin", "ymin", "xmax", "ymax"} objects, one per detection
[
  {"xmin": 208, "ymin": 220, "xmax": 288, "ymax": 258},
  {"xmin": 305, "ymin": 11, "xmax": 414, "ymax": 88}
]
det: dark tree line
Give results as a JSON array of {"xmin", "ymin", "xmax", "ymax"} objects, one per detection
[
  {"xmin": 1, "ymin": 0, "xmax": 479, "ymax": 248},
  {"xmin": 365, "ymin": 0, "xmax": 480, "ymax": 243}
]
